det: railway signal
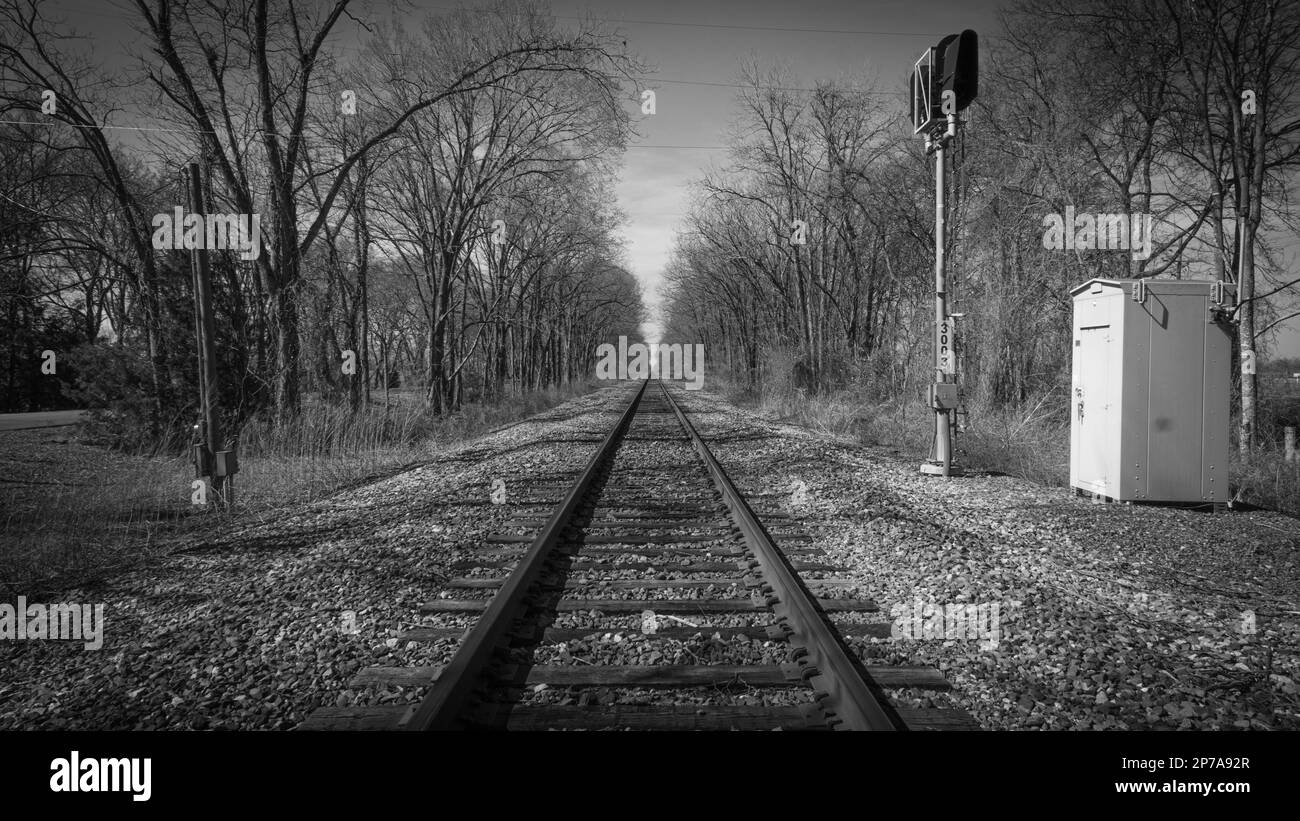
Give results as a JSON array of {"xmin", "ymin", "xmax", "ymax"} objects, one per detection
[{"xmin": 911, "ymin": 30, "xmax": 977, "ymax": 478}]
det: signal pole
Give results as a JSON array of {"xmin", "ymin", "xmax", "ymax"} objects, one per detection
[
  {"xmin": 912, "ymin": 30, "xmax": 977, "ymax": 478},
  {"xmin": 921, "ymin": 113, "xmax": 959, "ymax": 478}
]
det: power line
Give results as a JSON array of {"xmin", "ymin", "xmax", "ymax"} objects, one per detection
[
  {"xmin": 321, "ymin": 42, "xmax": 902, "ymax": 97},
  {"xmin": 422, "ymin": 3, "xmax": 934, "ymax": 37},
  {"xmin": 637, "ymin": 77, "xmax": 898, "ymax": 96},
  {"xmin": 0, "ymin": 115, "xmax": 377, "ymax": 142},
  {"xmin": 323, "ymin": 49, "xmax": 903, "ymax": 95},
  {"xmin": 1, "ymin": 119, "xmax": 858, "ymax": 153},
  {"xmin": 0, "ymin": 117, "xmax": 214, "ymax": 136},
  {"xmin": 34, "ymin": 3, "xmax": 944, "ymax": 39},
  {"xmin": 26, "ymin": 5, "xmax": 911, "ymax": 98},
  {"xmin": 0, "ymin": 117, "xmax": 710, "ymax": 149},
  {"xmin": 629, "ymin": 144, "xmax": 727, "ymax": 150},
  {"xmin": 539, "ymin": 14, "xmax": 930, "ymax": 37},
  {"xmin": 0, "ymin": 189, "xmax": 61, "ymax": 220}
]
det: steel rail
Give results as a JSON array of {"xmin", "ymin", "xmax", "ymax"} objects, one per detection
[
  {"xmin": 657, "ymin": 381, "xmax": 899, "ymax": 731},
  {"xmin": 408, "ymin": 379, "xmax": 649, "ymax": 730}
]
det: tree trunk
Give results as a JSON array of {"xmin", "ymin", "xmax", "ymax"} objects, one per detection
[
  {"xmin": 1237, "ymin": 225, "xmax": 1256, "ymax": 456},
  {"xmin": 272, "ymin": 284, "xmax": 300, "ymax": 419}
]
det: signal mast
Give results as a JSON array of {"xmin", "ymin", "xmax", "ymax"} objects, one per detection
[{"xmin": 909, "ymin": 30, "xmax": 978, "ymax": 478}]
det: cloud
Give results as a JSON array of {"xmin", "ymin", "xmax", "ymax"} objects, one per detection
[{"xmin": 616, "ymin": 147, "xmax": 715, "ymax": 341}]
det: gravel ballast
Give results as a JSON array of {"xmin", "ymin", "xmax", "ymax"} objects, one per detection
[
  {"xmin": 684, "ymin": 390, "xmax": 1299, "ymax": 731},
  {"xmin": 1, "ymin": 383, "xmax": 1295, "ymax": 730}
]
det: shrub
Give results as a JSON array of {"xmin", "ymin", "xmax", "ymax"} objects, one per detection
[{"xmin": 62, "ymin": 342, "xmax": 192, "ymax": 453}]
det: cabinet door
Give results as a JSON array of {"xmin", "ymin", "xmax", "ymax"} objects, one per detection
[
  {"xmin": 1146, "ymin": 293, "xmax": 1204, "ymax": 500},
  {"xmin": 1073, "ymin": 323, "xmax": 1114, "ymax": 493}
]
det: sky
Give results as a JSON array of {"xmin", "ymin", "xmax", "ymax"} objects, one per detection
[
  {"xmin": 558, "ymin": 0, "xmax": 1004, "ymax": 341},
  {"xmin": 32, "ymin": 0, "xmax": 1300, "ymax": 357},
  {"xmin": 535, "ymin": 0, "xmax": 1299, "ymax": 356}
]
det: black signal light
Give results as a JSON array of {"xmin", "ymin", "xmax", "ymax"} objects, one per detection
[{"xmin": 939, "ymin": 29, "xmax": 978, "ymax": 110}]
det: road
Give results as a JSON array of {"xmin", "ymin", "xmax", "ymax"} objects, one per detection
[{"xmin": 0, "ymin": 410, "xmax": 86, "ymax": 432}]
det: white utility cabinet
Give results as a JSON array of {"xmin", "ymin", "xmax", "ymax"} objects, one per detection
[{"xmin": 1069, "ymin": 278, "xmax": 1235, "ymax": 504}]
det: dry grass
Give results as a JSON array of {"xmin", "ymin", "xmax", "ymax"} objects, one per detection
[
  {"xmin": 0, "ymin": 436, "xmax": 191, "ymax": 596},
  {"xmin": 731, "ymin": 379, "xmax": 1071, "ymax": 484},
  {"xmin": 0, "ymin": 383, "xmax": 592, "ymax": 595},
  {"xmin": 727, "ymin": 378, "xmax": 1297, "ymax": 513},
  {"xmin": 957, "ymin": 393, "xmax": 1071, "ymax": 486},
  {"xmin": 1232, "ymin": 449, "xmax": 1300, "ymax": 517}
]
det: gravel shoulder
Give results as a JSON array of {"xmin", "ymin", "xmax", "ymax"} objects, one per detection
[
  {"xmin": 2, "ymin": 384, "xmax": 1295, "ymax": 730},
  {"xmin": 0, "ymin": 390, "xmax": 617, "ymax": 730},
  {"xmin": 692, "ymin": 389, "xmax": 1300, "ymax": 730}
]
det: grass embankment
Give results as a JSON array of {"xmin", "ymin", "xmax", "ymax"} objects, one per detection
[{"xmin": 0, "ymin": 384, "xmax": 593, "ymax": 596}]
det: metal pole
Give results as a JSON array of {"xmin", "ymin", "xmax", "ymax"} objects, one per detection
[
  {"xmin": 934, "ymin": 127, "xmax": 950, "ymax": 477},
  {"xmin": 921, "ymin": 114, "xmax": 957, "ymax": 478},
  {"xmin": 188, "ymin": 162, "xmax": 225, "ymax": 508}
]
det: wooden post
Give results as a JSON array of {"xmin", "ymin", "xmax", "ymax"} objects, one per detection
[
  {"xmin": 187, "ymin": 162, "xmax": 225, "ymax": 509},
  {"xmin": 1286, "ymin": 426, "xmax": 1297, "ymax": 463}
]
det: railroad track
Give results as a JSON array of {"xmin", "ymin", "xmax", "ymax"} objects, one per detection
[{"xmin": 302, "ymin": 381, "xmax": 977, "ymax": 731}]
